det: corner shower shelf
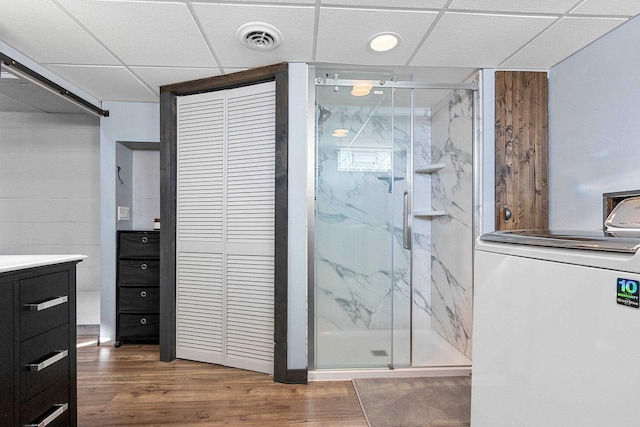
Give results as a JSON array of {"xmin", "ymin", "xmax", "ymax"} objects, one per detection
[
  {"xmin": 414, "ymin": 210, "xmax": 447, "ymax": 218},
  {"xmin": 415, "ymin": 163, "xmax": 445, "ymax": 174}
]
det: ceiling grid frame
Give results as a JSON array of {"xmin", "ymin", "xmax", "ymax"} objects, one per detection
[
  {"xmin": 49, "ymin": 0, "xmax": 161, "ymax": 99},
  {"xmin": 0, "ymin": 0, "xmax": 639, "ymax": 106}
]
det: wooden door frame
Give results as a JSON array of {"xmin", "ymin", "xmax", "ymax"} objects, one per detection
[{"xmin": 159, "ymin": 63, "xmax": 304, "ymax": 383}]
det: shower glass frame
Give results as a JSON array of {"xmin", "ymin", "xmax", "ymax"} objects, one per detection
[{"xmin": 309, "ymin": 70, "xmax": 478, "ymax": 371}]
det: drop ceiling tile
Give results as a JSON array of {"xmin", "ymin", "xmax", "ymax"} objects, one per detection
[
  {"xmin": 411, "ymin": 12, "xmax": 556, "ymax": 67},
  {"xmin": 0, "ymin": 0, "xmax": 118, "ymax": 65},
  {"xmin": 448, "ymin": 0, "xmax": 577, "ymax": 14},
  {"xmin": 571, "ymin": 0, "xmax": 640, "ymax": 16},
  {"xmin": 321, "ymin": 0, "xmax": 447, "ymax": 8},
  {"xmin": 191, "ymin": 3, "xmax": 315, "ymax": 68},
  {"xmin": 502, "ymin": 17, "xmax": 628, "ymax": 68},
  {"xmin": 240, "ymin": 0, "xmax": 316, "ymax": 3},
  {"xmin": 131, "ymin": 67, "xmax": 221, "ymax": 91},
  {"xmin": 46, "ymin": 65, "xmax": 158, "ymax": 102},
  {"xmin": 56, "ymin": 0, "xmax": 216, "ymax": 67},
  {"xmin": 316, "ymin": 8, "xmax": 439, "ymax": 65}
]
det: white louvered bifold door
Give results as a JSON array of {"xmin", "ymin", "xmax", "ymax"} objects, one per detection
[
  {"xmin": 176, "ymin": 91, "xmax": 226, "ymax": 365},
  {"xmin": 176, "ymin": 82, "xmax": 275, "ymax": 375},
  {"xmin": 224, "ymin": 83, "xmax": 275, "ymax": 374}
]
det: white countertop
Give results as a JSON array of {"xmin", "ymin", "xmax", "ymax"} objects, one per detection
[{"xmin": 0, "ymin": 255, "xmax": 87, "ymax": 274}]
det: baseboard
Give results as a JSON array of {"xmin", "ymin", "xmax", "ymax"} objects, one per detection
[{"xmin": 77, "ymin": 325, "xmax": 100, "ymax": 336}]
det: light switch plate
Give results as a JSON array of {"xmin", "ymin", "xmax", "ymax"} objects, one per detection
[{"xmin": 117, "ymin": 206, "xmax": 130, "ymax": 221}]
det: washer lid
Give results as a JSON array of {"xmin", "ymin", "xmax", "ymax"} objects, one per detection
[
  {"xmin": 480, "ymin": 230, "xmax": 640, "ymax": 253},
  {"xmin": 605, "ymin": 196, "xmax": 640, "ymax": 237}
]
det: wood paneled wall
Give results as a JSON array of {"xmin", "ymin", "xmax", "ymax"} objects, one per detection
[{"xmin": 495, "ymin": 71, "xmax": 549, "ymax": 230}]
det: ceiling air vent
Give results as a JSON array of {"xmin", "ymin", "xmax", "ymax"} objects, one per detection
[{"xmin": 236, "ymin": 22, "xmax": 283, "ymax": 51}]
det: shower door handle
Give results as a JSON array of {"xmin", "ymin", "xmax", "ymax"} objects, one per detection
[{"xmin": 403, "ymin": 190, "xmax": 412, "ymax": 250}]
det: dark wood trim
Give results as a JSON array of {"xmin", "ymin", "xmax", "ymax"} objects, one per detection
[
  {"xmin": 159, "ymin": 63, "xmax": 304, "ymax": 383},
  {"xmin": 283, "ymin": 369, "xmax": 308, "ymax": 385},
  {"xmin": 159, "ymin": 91, "xmax": 177, "ymax": 362},
  {"xmin": 273, "ymin": 69, "xmax": 289, "ymax": 384},
  {"xmin": 160, "ymin": 63, "xmax": 288, "ymax": 96}
]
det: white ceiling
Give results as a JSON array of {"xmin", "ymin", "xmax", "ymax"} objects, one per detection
[{"xmin": 0, "ymin": 0, "xmax": 638, "ymax": 106}]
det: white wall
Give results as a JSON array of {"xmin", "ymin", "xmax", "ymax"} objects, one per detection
[
  {"xmin": 0, "ymin": 112, "xmax": 101, "ymax": 324},
  {"xmin": 548, "ymin": 15, "xmax": 640, "ymax": 231},
  {"xmin": 115, "ymin": 143, "xmax": 133, "ymax": 230},
  {"xmin": 480, "ymin": 69, "xmax": 496, "ymax": 235},
  {"xmin": 115, "ymin": 146, "xmax": 160, "ymax": 231},
  {"xmin": 288, "ymin": 63, "xmax": 308, "ymax": 370},
  {"xmin": 100, "ymin": 102, "xmax": 159, "ymax": 342},
  {"xmin": 132, "ymin": 150, "xmax": 160, "ymax": 230}
]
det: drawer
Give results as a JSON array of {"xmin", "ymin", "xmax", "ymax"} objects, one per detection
[
  {"xmin": 21, "ymin": 377, "xmax": 70, "ymax": 427},
  {"xmin": 118, "ymin": 313, "xmax": 159, "ymax": 340},
  {"xmin": 119, "ymin": 232, "xmax": 160, "ymax": 258},
  {"xmin": 20, "ymin": 271, "xmax": 69, "ymax": 341},
  {"xmin": 119, "ymin": 287, "xmax": 159, "ymax": 312},
  {"xmin": 21, "ymin": 324, "xmax": 70, "ymax": 402},
  {"xmin": 118, "ymin": 260, "xmax": 160, "ymax": 285}
]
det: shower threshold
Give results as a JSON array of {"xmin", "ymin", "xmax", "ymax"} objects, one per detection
[
  {"xmin": 308, "ymin": 365, "xmax": 471, "ymax": 381},
  {"xmin": 311, "ymin": 329, "xmax": 471, "ymax": 381}
]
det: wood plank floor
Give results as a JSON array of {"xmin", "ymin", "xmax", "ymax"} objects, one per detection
[{"xmin": 77, "ymin": 338, "xmax": 367, "ymax": 426}]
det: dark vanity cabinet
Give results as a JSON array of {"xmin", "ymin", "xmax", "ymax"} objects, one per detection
[
  {"xmin": 0, "ymin": 260, "xmax": 81, "ymax": 427},
  {"xmin": 115, "ymin": 231, "xmax": 160, "ymax": 347}
]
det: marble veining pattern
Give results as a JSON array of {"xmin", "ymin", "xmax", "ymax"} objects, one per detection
[
  {"xmin": 430, "ymin": 90, "xmax": 474, "ymax": 358},
  {"xmin": 315, "ymin": 101, "xmax": 397, "ymax": 343},
  {"xmin": 314, "ymin": 99, "xmax": 417, "ymax": 367},
  {"xmin": 314, "ymin": 85, "xmax": 473, "ymax": 368},
  {"xmin": 410, "ymin": 111, "xmax": 434, "ymax": 345}
]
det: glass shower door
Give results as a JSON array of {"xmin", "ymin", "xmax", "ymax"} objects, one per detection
[
  {"xmin": 389, "ymin": 87, "xmax": 413, "ymax": 368},
  {"xmin": 314, "ymin": 78, "xmax": 403, "ymax": 369}
]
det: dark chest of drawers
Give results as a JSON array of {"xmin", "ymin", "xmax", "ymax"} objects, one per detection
[
  {"xmin": 115, "ymin": 231, "xmax": 160, "ymax": 347},
  {"xmin": 0, "ymin": 261, "xmax": 80, "ymax": 427}
]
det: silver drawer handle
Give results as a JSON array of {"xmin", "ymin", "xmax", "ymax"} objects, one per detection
[
  {"xmin": 24, "ymin": 296, "xmax": 68, "ymax": 312},
  {"xmin": 140, "ymin": 291, "xmax": 147, "ymax": 298},
  {"xmin": 24, "ymin": 403, "xmax": 68, "ymax": 427},
  {"xmin": 140, "ymin": 318, "xmax": 147, "ymax": 325},
  {"xmin": 141, "ymin": 263, "xmax": 148, "ymax": 270},
  {"xmin": 141, "ymin": 236, "xmax": 148, "ymax": 243},
  {"xmin": 26, "ymin": 350, "xmax": 68, "ymax": 372}
]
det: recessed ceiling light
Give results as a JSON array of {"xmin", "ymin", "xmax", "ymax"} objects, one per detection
[
  {"xmin": 332, "ymin": 129, "xmax": 349, "ymax": 138},
  {"xmin": 368, "ymin": 32, "xmax": 401, "ymax": 53},
  {"xmin": 351, "ymin": 82, "xmax": 373, "ymax": 97},
  {"xmin": 351, "ymin": 89, "xmax": 369, "ymax": 97}
]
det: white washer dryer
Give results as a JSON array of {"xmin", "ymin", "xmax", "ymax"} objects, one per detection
[{"xmin": 471, "ymin": 227, "xmax": 640, "ymax": 427}]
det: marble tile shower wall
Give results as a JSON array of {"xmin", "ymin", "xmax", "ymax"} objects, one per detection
[
  {"xmin": 316, "ymin": 106, "xmax": 396, "ymax": 334},
  {"xmin": 315, "ymin": 105, "xmax": 432, "ymax": 337},
  {"xmin": 430, "ymin": 90, "xmax": 474, "ymax": 358},
  {"xmin": 410, "ymin": 112, "xmax": 433, "ymax": 336}
]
